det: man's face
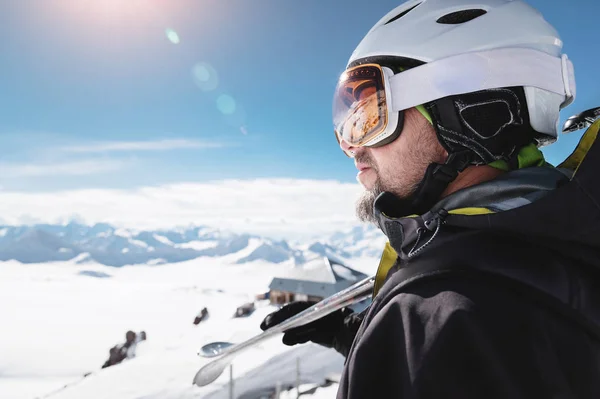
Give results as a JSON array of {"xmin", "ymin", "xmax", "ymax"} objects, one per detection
[{"xmin": 340, "ymin": 107, "xmax": 447, "ymax": 222}]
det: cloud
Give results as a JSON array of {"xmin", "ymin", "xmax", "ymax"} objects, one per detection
[
  {"xmin": 0, "ymin": 179, "xmax": 366, "ymax": 240},
  {"xmin": 60, "ymin": 139, "xmax": 230, "ymax": 153},
  {"xmin": 0, "ymin": 159, "xmax": 127, "ymax": 178}
]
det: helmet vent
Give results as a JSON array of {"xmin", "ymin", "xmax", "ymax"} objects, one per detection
[
  {"xmin": 436, "ymin": 9, "xmax": 487, "ymax": 24},
  {"xmin": 384, "ymin": 3, "xmax": 422, "ymax": 25}
]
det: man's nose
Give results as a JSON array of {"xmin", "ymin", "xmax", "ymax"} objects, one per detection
[{"xmin": 339, "ymin": 137, "xmax": 357, "ymax": 157}]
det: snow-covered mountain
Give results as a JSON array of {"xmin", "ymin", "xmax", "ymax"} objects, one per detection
[
  {"xmin": 0, "ymin": 222, "xmax": 386, "ymax": 267},
  {"xmin": 326, "ymin": 224, "xmax": 389, "ymax": 258}
]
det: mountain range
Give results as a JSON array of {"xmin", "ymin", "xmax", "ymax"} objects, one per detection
[{"xmin": 0, "ymin": 222, "xmax": 387, "ymax": 266}]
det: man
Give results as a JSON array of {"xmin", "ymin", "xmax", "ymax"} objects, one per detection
[{"xmin": 261, "ymin": 0, "xmax": 600, "ymax": 397}]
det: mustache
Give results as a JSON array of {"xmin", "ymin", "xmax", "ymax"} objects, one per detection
[{"xmin": 354, "ymin": 152, "xmax": 376, "ymax": 169}]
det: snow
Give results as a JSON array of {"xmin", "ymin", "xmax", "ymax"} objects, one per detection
[
  {"xmin": 331, "ymin": 264, "xmax": 357, "ymax": 281},
  {"xmin": 236, "ymin": 242, "xmax": 293, "ymax": 264},
  {"xmin": 147, "ymin": 258, "xmax": 166, "ymax": 265},
  {"xmin": 279, "ymin": 383, "xmax": 340, "ymax": 399},
  {"xmin": 175, "ymin": 240, "xmax": 219, "ymax": 250},
  {"xmin": 152, "ymin": 234, "xmax": 174, "ymax": 246},
  {"xmin": 275, "ymin": 258, "xmax": 337, "ymax": 283},
  {"xmin": 72, "ymin": 253, "xmax": 91, "ymax": 263},
  {"xmin": 114, "ymin": 228, "xmax": 134, "ymax": 238},
  {"xmin": 0, "ymin": 252, "xmax": 379, "ymax": 399},
  {"xmin": 129, "ymin": 239, "xmax": 149, "ymax": 248}
]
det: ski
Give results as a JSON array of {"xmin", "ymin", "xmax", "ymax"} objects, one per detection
[{"xmin": 192, "ymin": 275, "xmax": 375, "ymax": 387}]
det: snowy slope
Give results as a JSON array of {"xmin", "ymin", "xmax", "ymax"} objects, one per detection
[
  {"xmin": 0, "ymin": 253, "xmax": 381, "ymax": 399},
  {"xmin": 0, "ymin": 221, "xmax": 386, "ymax": 399}
]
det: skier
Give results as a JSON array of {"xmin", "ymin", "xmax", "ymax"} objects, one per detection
[
  {"xmin": 101, "ymin": 330, "xmax": 145, "ymax": 368},
  {"xmin": 234, "ymin": 302, "xmax": 255, "ymax": 318},
  {"xmin": 194, "ymin": 307, "xmax": 209, "ymax": 325},
  {"xmin": 260, "ymin": 0, "xmax": 600, "ymax": 397}
]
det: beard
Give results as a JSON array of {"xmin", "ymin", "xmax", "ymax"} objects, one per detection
[
  {"xmin": 354, "ymin": 151, "xmax": 384, "ymax": 224},
  {"xmin": 356, "ymin": 179, "xmax": 384, "ymax": 224},
  {"xmin": 354, "ymin": 153, "xmax": 421, "ymax": 224},
  {"xmin": 356, "ymin": 170, "xmax": 423, "ymax": 224}
]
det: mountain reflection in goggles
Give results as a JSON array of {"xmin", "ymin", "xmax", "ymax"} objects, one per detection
[{"xmin": 333, "ymin": 64, "xmax": 388, "ymax": 147}]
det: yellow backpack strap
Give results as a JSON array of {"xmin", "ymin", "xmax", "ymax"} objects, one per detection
[
  {"xmin": 448, "ymin": 207, "xmax": 494, "ymax": 216},
  {"xmin": 373, "ymin": 242, "xmax": 398, "ymax": 297}
]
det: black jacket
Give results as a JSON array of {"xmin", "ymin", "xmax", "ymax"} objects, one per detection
[{"xmin": 337, "ymin": 122, "xmax": 600, "ymax": 398}]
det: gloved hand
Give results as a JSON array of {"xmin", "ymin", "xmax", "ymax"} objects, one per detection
[{"xmin": 260, "ymin": 301, "xmax": 365, "ymax": 357}]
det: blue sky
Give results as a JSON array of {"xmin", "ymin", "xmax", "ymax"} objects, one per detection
[{"xmin": 1, "ymin": 0, "xmax": 599, "ymax": 193}]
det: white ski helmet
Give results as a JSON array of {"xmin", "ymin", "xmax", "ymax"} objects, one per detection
[{"xmin": 347, "ymin": 0, "xmax": 575, "ymax": 142}]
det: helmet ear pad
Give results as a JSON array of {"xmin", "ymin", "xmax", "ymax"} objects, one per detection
[{"xmin": 425, "ymin": 86, "xmax": 537, "ymax": 165}]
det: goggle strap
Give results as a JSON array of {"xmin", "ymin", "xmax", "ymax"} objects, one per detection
[{"xmin": 388, "ymin": 48, "xmax": 576, "ymax": 114}]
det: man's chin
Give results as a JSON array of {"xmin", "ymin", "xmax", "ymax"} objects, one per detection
[
  {"xmin": 355, "ymin": 184, "xmax": 384, "ymax": 224},
  {"xmin": 356, "ymin": 169, "xmax": 377, "ymax": 189}
]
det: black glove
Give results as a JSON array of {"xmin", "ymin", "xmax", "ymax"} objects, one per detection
[{"xmin": 260, "ymin": 301, "xmax": 365, "ymax": 357}]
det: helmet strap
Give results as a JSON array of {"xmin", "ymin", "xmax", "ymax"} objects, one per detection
[
  {"xmin": 407, "ymin": 151, "xmax": 472, "ymax": 215},
  {"xmin": 374, "ymin": 150, "xmax": 472, "ymax": 218}
]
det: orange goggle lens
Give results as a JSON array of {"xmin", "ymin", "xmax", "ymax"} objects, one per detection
[{"xmin": 333, "ymin": 64, "xmax": 388, "ymax": 148}]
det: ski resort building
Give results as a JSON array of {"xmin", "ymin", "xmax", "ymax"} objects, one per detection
[{"xmin": 267, "ymin": 257, "xmax": 368, "ymax": 305}]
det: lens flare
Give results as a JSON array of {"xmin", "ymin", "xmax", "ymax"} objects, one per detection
[
  {"xmin": 217, "ymin": 94, "xmax": 236, "ymax": 115},
  {"xmin": 192, "ymin": 62, "xmax": 219, "ymax": 92},
  {"xmin": 165, "ymin": 29, "xmax": 180, "ymax": 44}
]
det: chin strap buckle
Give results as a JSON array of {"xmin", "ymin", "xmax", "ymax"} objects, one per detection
[{"xmin": 431, "ymin": 151, "xmax": 471, "ymax": 183}]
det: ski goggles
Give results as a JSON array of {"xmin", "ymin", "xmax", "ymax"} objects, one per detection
[
  {"xmin": 333, "ymin": 48, "xmax": 576, "ymax": 155},
  {"xmin": 333, "ymin": 64, "xmax": 400, "ymax": 153}
]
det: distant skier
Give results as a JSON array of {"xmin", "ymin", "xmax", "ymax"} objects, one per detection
[
  {"xmin": 101, "ymin": 330, "xmax": 146, "ymax": 369},
  {"xmin": 234, "ymin": 302, "xmax": 255, "ymax": 318},
  {"xmin": 194, "ymin": 307, "xmax": 209, "ymax": 325}
]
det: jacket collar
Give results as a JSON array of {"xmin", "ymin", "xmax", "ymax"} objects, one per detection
[{"xmin": 373, "ymin": 166, "xmax": 569, "ymax": 260}]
